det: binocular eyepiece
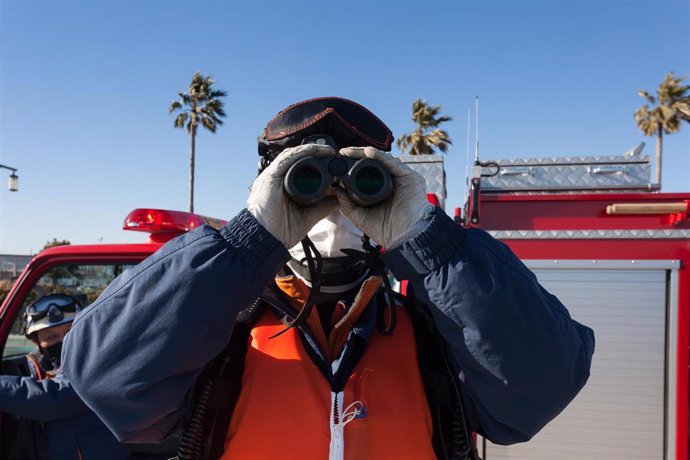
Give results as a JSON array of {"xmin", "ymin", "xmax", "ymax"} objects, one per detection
[{"xmin": 284, "ymin": 155, "xmax": 393, "ymax": 207}]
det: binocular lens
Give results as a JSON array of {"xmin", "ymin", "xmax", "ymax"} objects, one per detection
[
  {"xmin": 292, "ymin": 165, "xmax": 323, "ymax": 195},
  {"xmin": 284, "ymin": 155, "xmax": 392, "ymax": 207},
  {"xmin": 353, "ymin": 166, "xmax": 385, "ymax": 195}
]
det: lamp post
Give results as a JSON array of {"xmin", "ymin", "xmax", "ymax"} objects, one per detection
[{"xmin": 0, "ymin": 165, "xmax": 19, "ymax": 192}]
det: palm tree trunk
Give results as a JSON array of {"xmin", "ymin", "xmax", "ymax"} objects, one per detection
[
  {"xmin": 189, "ymin": 124, "xmax": 196, "ymax": 213},
  {"xmin": 655, "ymin": 127, "xmax": 663, "ymax": 187}
]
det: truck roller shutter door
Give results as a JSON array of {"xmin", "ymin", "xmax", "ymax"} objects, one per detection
[{"xmin": 480, "ymin": 265, "xmax": 668, "ymax": 460}]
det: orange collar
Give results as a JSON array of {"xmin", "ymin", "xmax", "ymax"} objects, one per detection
[{"xmin": 274, "ymin": 275, "xmax": 383, "ymax": 361}]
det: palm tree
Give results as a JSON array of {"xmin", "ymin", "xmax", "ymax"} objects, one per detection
[
  {"xmin": 634, "ymin": 72, "xmax": 690, "ymax": 185},
  {"xmin": 169, "ymin": 72, "xmax": 227, "ymax": 212},
  {"xmin": 397, "ymin": 99, "xmax": 453, "ymax": 155}
]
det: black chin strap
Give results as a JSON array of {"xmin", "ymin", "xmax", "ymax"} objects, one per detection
[
  {"xmin": 270, "ymin": 236, "xmax": 323, "ymax": 338},
  {"xmin": 341, "ymin": 235, "xmax": 398, "ymax": 336}
]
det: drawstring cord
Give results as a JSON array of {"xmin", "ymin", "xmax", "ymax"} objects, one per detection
[
  {"xmin": 338, "ymin": 400, "xmax": 366, "ymax": 427},
  {"xmin": 270, "ymin": 236, "xmax": 322, "ymax": 338},
  {"xmin": 341, "ymin": 235, "xmax": 398, "ymax": 336}
]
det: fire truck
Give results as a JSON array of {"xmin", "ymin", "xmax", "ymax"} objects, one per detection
[
  {"xmin": 402, "ymin": 145, "xmax": 689, "ymax": 460},
  {"xmin": 0, "ymin": 209, "xmax": 225, "ymax": 458},
  {"xmin": 0, "ymin": 146, "xmax": 687, "ymax": 459}
]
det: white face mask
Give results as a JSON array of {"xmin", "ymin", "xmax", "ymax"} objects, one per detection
[{"xmin": 289, "ymin": 209, "xmax": 365, "ymax": 260}]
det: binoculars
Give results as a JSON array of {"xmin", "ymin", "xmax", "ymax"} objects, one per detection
[{"xmin": 284, "ymin": 155, "xmax": 393, "ymax": 207}]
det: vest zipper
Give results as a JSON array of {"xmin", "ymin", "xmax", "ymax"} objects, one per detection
[
  {"xmin": 329, "ymin": 391, "xmax": 345, "ymax": 460},
  {"xmin": 329, "ymin": 391, "xmax": 367, "ymax": 460}
]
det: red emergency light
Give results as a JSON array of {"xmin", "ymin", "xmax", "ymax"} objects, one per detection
[
  {"xmin": 123, "ymin": 208, "xmax": 227, "ymax": 243},
  {"xmin": 426, "ymin": 193, "xmax": 440, "ymax": 207}
]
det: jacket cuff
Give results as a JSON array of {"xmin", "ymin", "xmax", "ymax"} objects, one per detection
[
  {"xmin": 381, "ymin": 207, "xmax": 465, "ymax": 282},
  {"xmin": 219, "ymin": 209, "xmax": 290, "ymax": 276}
]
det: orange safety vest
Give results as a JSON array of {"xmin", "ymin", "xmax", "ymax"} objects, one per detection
[{"xmin": 221, "ymin": 275, "xmax": 436, "ymax": 460}]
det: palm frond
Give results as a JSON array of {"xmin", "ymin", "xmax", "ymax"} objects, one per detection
[
  {"xmin": 171, "ymin": 73, "xmax": 227, "ymax": 131},
  {"xmin": 208, "ymin": 89, "xmax": 228, "ymax": 99},
  {"xmin": 673, "ymin": 100, "xmax": 690, "ymax": 121},
  {"xmin": 399, "ymin": 99, "xmax": 452, "ymax": 155},
  {"xmin": 635, "ymin": 72, "xmax": 690, "ymax": 136},
  {"xmin": 174, "ymin": 112, "xmax": 188, "ymax": 129},
  {"xmin": 638, "ymin": 90, "xmax": 655, "ymax": 105},
  {"xmin": 169, "ymin": 100, "xmax": 183, "ymax": 113},
  {"xmin": 201, "ymin": 117, "xmax": 217, "ymax": 133},
  {"xmin": 178, "ymin": 92, "xmax": 191, "ymax": 105}
]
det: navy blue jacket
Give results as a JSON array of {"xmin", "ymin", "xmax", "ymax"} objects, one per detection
[
  {"xmin": 62, "ymin": 208, "xmax": 594, "ymax": 447},
  {"xmin": 0, "ymin": 367, "xmax": 129, "ymax": 459}
]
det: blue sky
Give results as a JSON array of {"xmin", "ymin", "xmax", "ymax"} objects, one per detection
[{"xmin": 1, "ymin": 0, "xmax": 688, "ymax": 254}]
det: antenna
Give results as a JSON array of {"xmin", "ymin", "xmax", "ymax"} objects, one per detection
[
  {"xmin": 468, "ymin": 96, "xmax": 483, "ymax": 226},
  {"xmin": 463, "ymin": 108, "xmax": 471, "ymax": 205},
  {"xmin": 475, "ymin": 96, "xmax": 480, "ymax": 163}
]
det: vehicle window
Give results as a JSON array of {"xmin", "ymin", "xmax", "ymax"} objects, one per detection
[{"xmin": 4, "ymin": 263, "xmax": 135, "ymax": 357}]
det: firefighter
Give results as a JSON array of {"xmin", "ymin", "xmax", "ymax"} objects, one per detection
[
  {"xmin": 62, "ymin": 97, "xmax": 594, "ymax": 459},
  {"xmin": 0, "ymin": 294, "xmax": 129, "ymax": 459}
]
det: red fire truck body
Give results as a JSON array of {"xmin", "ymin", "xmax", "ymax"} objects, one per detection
[
  {"xmin": 462, "ymin": 150, "xmax": 689, "ymax": 459},
  {"xmin": 0, "ymin": 209, "xmax": 220, "ymax": 458},
  {"xmin": 371, "ymin": 150, "xmax": 690, "ymax": 459},
  {"xmin": 0, "ymin": 243, "xmax": 157, "ymax": 326}
]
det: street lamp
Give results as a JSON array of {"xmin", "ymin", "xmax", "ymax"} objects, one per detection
[{"xmin": 0, "ymin": 165, "xmax": 19, "ymax": 192}]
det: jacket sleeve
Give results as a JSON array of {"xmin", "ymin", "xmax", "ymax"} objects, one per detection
[
  {"xmin": 381, "ymin": 207, "xmax": 595, "ymax": 445},
  {"xmin": 0, "ymin": 372, "xmax": 91, "ymax": 422},
  {"xmin": 61, "ymin": 210, "xmax": 290, "ymax": 443}
]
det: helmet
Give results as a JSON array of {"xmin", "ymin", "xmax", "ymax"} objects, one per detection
[
  {"xmin": 24, "ymin": 294, "xmax": 82, "ymax": 341},
  {"xmin": 257, "ymin": 97, "xmax": 393, "ymax": 172}
]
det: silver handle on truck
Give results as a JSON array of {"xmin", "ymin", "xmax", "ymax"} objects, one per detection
[
  {"xmin": 499, "ymin": 167, "xmax": 532, "ymax": 176},
  {"xmin": 588, "ymin": 165, "xmax": 627, "ymax": 175}
]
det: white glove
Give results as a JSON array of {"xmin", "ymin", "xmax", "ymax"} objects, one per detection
[
  {"xmin": 247, "ymin": 144, "xmax": 338, "ymax": 249},
  {"xmin": 336, "ymin": 147, "xmax": 434, "ymax": 249}
]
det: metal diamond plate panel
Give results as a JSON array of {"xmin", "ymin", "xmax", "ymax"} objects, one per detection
[
  {"xmin": 480, "ymin": 151, "xmax": 652, "ymax": 192},
  {"xmin": 489, "ymin": 229, "xmax": 690, "ymax": 239},
  {"xmin": 399, "ymin": 154, "xmax": 446, "ymax": 208}
]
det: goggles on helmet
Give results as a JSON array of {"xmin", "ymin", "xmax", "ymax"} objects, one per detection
[
  {"xmin": 257, "ymin": 97, "xmax": 393, "ymax": 171},
  {"xmin": 24, "ymin": 294, "xmax": 81, "ymax": 338}
]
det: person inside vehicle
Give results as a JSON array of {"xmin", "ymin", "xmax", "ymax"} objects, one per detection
[
  {"xmin": 0, "ymin": 294, "xmax": 130, "ymax": 459},
  {"xmin": 63, "ymin": 97, "xmax": 595, "ymax": 460}
]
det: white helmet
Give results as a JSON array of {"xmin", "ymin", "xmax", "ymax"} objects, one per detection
[{"xmin": 24, "ymin": 294, "xmax": 81, "ymax": 341}]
